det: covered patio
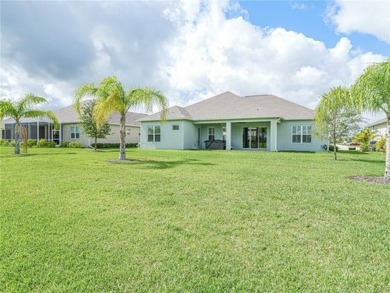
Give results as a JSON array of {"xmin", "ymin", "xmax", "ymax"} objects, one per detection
[
  {"xmin": 3, "ymin": 117, "xmax": 58, "ymax": 143},
  {"xmin": 194, "ymin": 118, "xmax": 280, "ymax": 151}
]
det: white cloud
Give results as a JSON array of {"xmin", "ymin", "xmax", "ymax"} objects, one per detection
[
  {"xmin": 162, "ymin": 2, "xmax": 386, "ymax": 109},
  {"xmin": 0, "ymin": 0, "xmax": 387, "ymax": 114},
  {"xmin": 327, "ymin": 0, "xmax": 390, "ymax": 43},
  {"xmin": 290, "ymin": 2, "xmax": 308, "ymax": 10}
]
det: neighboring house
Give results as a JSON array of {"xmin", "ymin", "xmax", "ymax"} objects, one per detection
[
  {"xmin": 0, "ymin": 120, "xmax": 4, "ymax": 139},
  {"xmin": 2, "ymin": 103, "xmax": 146, "ymax": 146},
  {"xmin": 367, "ymin": 118, "xmax": 387, "ymax": 140},
  {"xmin": 139, "ymin": 91, "xmax": 326, "ymax": 151}
]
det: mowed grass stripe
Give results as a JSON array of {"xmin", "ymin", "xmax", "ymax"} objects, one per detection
[{"xmin": 1, "ymin": 147, "xmax": 389, "ymax": 292}]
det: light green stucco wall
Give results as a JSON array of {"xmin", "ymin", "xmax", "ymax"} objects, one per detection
[
  {"xmin": 140, "ymin": 121, "xmax": 185, "ymax": 149},
  {"xmin": 277, "ymin": 120, "xmax": 325, "ymax": 151},
  {"xmin": 62, "ymin": 124, "xmax": 140, "ymax": 147},
  {"xmin": 140, "ymin": 120, "xmax": 326, "ymax": 152}
]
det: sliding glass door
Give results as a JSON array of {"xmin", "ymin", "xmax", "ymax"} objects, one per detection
[{"xmin": 243, "ymin": 127, "xmax": 267, "ymax": 149}]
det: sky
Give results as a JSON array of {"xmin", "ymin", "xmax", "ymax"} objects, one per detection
[{"xmin": 1, "ymin": 0, "xmax": 389, "ymax": 120}]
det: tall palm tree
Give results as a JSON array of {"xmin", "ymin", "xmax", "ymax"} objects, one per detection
[
  {"xmin": 0, "ymin": 94, "xmax": 58, "ymax": 155},
  {"xmin": 350, "ymin": 57, "xmax": 390, "ymax": 183},
  {"xmin": 74, "ymin": 76, "xmax": 168, "ymax": 160}
]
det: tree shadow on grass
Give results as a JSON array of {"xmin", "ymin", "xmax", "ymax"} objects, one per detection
[
  {"xmin": 0, "ymin": 152, "xmax": 78, "ymax": 158},
  {"xmin": 109, "ymin": 158, "xmax": 215, "ymax": 169}
]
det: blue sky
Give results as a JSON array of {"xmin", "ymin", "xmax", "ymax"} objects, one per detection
[
  {"xmin": 239, "ymin": 1, "xmax": 389, "ymax": 56},
  {"xmin": 1, "ymin": 0, "xmax": 389, "ymax": 119}
]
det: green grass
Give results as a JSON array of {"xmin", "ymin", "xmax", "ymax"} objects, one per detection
[{"xmin": 1, "ymin": 147, "xmax": 389, "ymax": 292}]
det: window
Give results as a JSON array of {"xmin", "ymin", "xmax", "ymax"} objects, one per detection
[
  {"xmin": 147, "ymin": 126, "xmax": 161, "ymax": 142},
  {"xmin": 222, "ymin": 127, "xmax": 226, "ymax": 141},
  {"xmin": 126, "ymin": 127, "xmax": 131, "ymax": 135},
  {"xmin": 208, "ymin": 127, "xmax": 215, "ymax": 141},
  {"xmin": 172, "ymin": 125, "xmax": 179, "ymax": 130},
  {"xmin": 292, "ymin": 125, "xmax": 311, "ymax": 143},
  {"xmin": 70, "ymin": 126, "xmax": 80, "ymax": 139},
  {"xmin": 302, "ymin": 126, "xmax": 312, "ymax": 143},
  {"xmin": 292, "ymin": 126, "xmax": 302, "ymax": 143}
]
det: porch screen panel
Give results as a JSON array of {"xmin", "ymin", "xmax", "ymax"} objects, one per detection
[
  {"xmin": 30, "ymin": 124, "xmax": 37, "ymax": 139},
  {"xmin": 208, "ymin": 128, "xmax": 215, "ymax": 141}
]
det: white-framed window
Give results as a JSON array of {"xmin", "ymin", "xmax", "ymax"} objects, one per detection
[
  {"xmin": 70, "ymin": 126, "xmax": 80, "ymax": 139},
  {"xmin": 292, "ymin": 125, "xmax": 311, "ymax": 143},
  {"xmin": 208, "ymin": 127, "xmax": 215, "ymax": 141},
  {"xmin": 172, "ymin": 125, "xmax": 179, "ymax": 130},
  {"xmin": 126, "ymin": 127, "xmax": 131, "ymax": 135},
  {"xmin": 147, "ymin": 126, "xmax": 161, "ymax": 142}
]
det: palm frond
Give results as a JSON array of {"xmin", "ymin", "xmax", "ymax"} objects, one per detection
[
  {"xmin": 0, "ymin": 100, "xmax": 18, "ymax": 120},
  {"xmin": 350, "ymin": 57, "xmax": 390, "ymax": 114},
  {"xmin": 93, "ymin": 92, "xmax": 121, "ymax": 128},
  {"xmin": 18, "ymin": 93, "xmax": 48, "ymax": 113},
  {"xmin": 74, "ymin": 83, "xmax": 97, "ymax": 115},
  {"xmin": 127, "ymin": 88, "xmax": 168, "ymax": 120},
  {"xmin": 23, "ymin": 110, "xmax": 59, "ymax": 128}
]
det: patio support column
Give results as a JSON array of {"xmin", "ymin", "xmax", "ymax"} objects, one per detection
[
  {"xmin": 59, "ymin": 123, "xmax": 62, "ymax": 145},
  {"xmin": 270, "ymin": 119, "xmax": 278, "ymax": 151},
  {"xmin": 37, "ymin": 121, "xmax": 39, "ymax": 141},
  {"xmin": 226, "ymin": 121, "xmax": 232, "ymax": 150}
]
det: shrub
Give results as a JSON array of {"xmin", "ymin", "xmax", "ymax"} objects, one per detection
[
  {"xmin": 60, "ymin": 141, "xmax": 70, "ymax": 148},
  {"xmin": 376, "ymin": 137, "xmax": 386, "ymax": 153},
  {"xmin": 21, "ymin": 139, "xmax": 37, "ymax": 148},
  {"xmin": 27, "ymin": 139, "xmax": 37, "ymax": 147},
  {"xmin": 328, "ymin": 145, "xmax": 338, "ymax": 152},
  {"xmin": 36, "ymin": 139, "xmax": 56, "ymax": 148},
  {"xmin": 0, "ymin": 139, "xmax": 11, "ymax": 146},
  {"xmin": 68, "ymin": 142, "xmax": 84, "ymax": 148},
  {"xmin": 91, "ymin": 143, "xmax": 138, "ymax": 149},
  {"xmin": 359, "ymin": 143, "xmax": 369, "ymax": 152}
]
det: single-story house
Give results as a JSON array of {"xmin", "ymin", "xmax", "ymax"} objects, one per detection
[
  {"xmin": 367, "ymin": 117, "xmax": 388, "ymax": 140},
  {"xmin": 139, "ymin": 91, "xmax": 326, "ymax": 151},
  {"xmin": 2, "ymin": 103, "xmax": 146, "ymax": 146}
]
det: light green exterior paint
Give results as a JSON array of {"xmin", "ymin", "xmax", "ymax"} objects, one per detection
[{"xmin": 140, "ymin": 119, "xmax": 326, "ymax": 152}]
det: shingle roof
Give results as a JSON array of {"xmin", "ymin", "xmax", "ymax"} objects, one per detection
[
  {"xmin": 3, "ymin": 101, "xmax": 147, "ymax": 126},
  {"xmin": 139, "ymin": 91, "xmax": 315, "ymax": 122}
]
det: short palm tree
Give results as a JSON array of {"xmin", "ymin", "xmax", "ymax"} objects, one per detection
[
  {"xmin": 74, "ymin": 76, "xmax": 168, "ymax": 160},
  {"xmin": 0, "ymin": 94, "xmax": 58, "ymax": 154},
  {"xmin": 350, "ymin": 57, "xmax": 390, "ymax": 183}
]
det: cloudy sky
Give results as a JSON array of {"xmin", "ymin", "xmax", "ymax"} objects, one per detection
[{"xmin": 1, "ymin": 0, "xmax": 389, "ymax": 116}]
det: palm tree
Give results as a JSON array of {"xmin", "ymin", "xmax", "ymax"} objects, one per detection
[
  {"xmin": 350, "ymin": 57, "xmax": 390, "ymax": 183},
  {"xmin": 0, "ymin": 94, "xmax": 58, "ymax": 155},
  {"xmin": 74, "ymin": 76, "xmax": 168, "ymax": 160}
]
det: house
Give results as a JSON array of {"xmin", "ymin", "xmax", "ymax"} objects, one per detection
[
  {"xmin": 2, "ymin": 103, "xmax": 146, "ymax": 146},
  {"xmin": 139, "ymin": 91, "xmax": 326, "ymax": 151},
  {"xmin": 367, "ymin": 117, "xmax": 388, "ymax": 140}
]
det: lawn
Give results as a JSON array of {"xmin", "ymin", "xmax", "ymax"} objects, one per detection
[{"xmin": 1, "ymin": 147, "xmax": 389, "ymax": 292}]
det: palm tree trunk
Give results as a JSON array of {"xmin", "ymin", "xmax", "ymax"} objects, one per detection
[
  {"xmin": 119, "ymin": 113, "xmax": 126, "ymax": 160},
  {"xmin": 385, "ymin": 116, "xmax": 390, "ymax": 183},
  {"xmin": 14, "ymin": 121, "xmax": 21, "ymax": 155}
]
